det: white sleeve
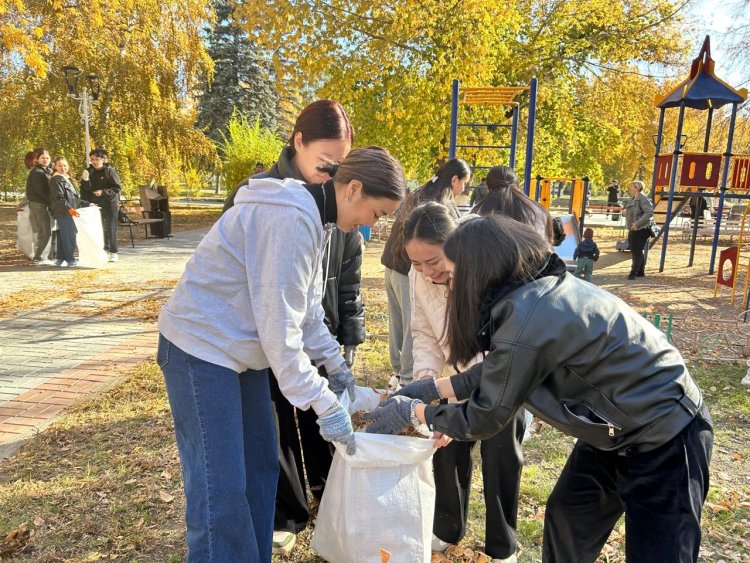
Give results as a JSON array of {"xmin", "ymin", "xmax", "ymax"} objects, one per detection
[{"xmin": 244, "ymin": 210, "xmax": 337, "ymax": 415}]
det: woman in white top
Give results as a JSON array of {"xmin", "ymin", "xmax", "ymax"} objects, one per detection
[{"xmin": 404, "ymin": 201, "xmax": 524, "ymax": 563}]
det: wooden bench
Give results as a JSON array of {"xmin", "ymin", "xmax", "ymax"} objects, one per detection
[{"xmin": 119, "ymin": 205, "xmax": 167, "ymax": 248}]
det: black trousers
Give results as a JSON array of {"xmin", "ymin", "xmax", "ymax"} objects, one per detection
[
  {"xmin": 628, "ymin": 228, "xmax": 651, "ymax": 276},
  {"xmin": 100, "ymin": 199, "xmax": 119, "ymax": 253},
  {"xmin": 607, "ymin": 197, "xmax": 618, "ymax": 217},
  {"xmin": 542, "ymin": 406, "xmax": 713, "ymax": 563},
  {"xmin": 269, "ymin": 369, "xmax": 334, "ymax": 533},
  {"xmin": 433, "ymin": 408, "xmax": 526, "ymax": 559}
]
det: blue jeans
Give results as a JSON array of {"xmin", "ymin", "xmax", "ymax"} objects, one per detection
[
  {"xmin": 158, "ymin": 335, "xmax": 278, "ymax": 562},
  {"xmin": 53, "ymin": 212, "xmax": 77, "ymax": 263}
]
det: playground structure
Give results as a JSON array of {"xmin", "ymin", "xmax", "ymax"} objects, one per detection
[
  {"xmin": 647, "ymin": 36, "xmax": 748, "ymax": 274},
  {"xmin": 448, "ymin": 79, "xmax": 538, "ymax": 194},
  {"xmin": 530, "ymin": 176, "xmax": 590, "ymax": 234}
]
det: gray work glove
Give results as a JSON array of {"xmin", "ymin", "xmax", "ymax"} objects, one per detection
[
  {"xmin": 317, "ymin": 402, "xmax": 356, "ymax": 455},
  {"xmin": 327, "ymin": 363, "xmax": 356, "ymax": 402},
  {"xmin": 344, "ymin": 345, "xmax": 358, "ymax": 368},
  {"xmin": 393, "ymin": 378, "xmax": 440, "ymax": 404},
  {"xmin": 363, "ymin": 396, "xmax": 423, "ymax": 435}
]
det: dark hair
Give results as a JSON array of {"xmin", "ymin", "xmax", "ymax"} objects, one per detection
[
  {"xmin": 255, "ymin": 162, "xmax": 264, "ymax": 167},
  {"xmin": 473, "ymin": 165, "xmax": 553, "ymax": 243},
  {"xmin": 33, "ymin": 147, "xmax": 48, "ymax": 158},
  {"xmin": 89, "ymin": 147, "xmax": 108, "ymax": 158},
  {"xmin": 414, "ymin": 158, "xmax": 471, "ymax": 205},
  {"xmin": 583, "ymin": 227, "xmax": 594, "ymax": 239},
  {"xmin": 289, "ymin": 100, "xmax": 354, "ymax": 153},
  {"xmin": 321, "ymin": 146, "xmax": 406, "ymax": 201},
  {"xmin": 444, "ymin": 214, "xmax": 550, "ymax": 365},
  {"xmin": 404, "ymin": 201, "xmax": 457, "ymax": 246},
  {"xmin": 24, "ymin": 151, "xmax": 37, "ymax": 169}
]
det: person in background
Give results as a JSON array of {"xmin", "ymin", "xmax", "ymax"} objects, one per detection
[
  {"xmin": 25, "ymin": 147, "xmax": 54, "ymax": 265},
  {"xmin": 80, "ymin": 147, "xmax": 122, "ymax": 263},
  {"xmin": 24, "ymin": 151, "xmax": 37, "ymax": 170},
  {"xmin": 381, "ymin": 158, "xmax": 471, "ymax": 386},
  {"xmin": 469, "ymin": 177, "xmax": 489, "ymax": 208},
  {"xmin": 405, "ymin": 202, "xmax": 523, "ymax": 563},
  {"xmin": 48, "ymin": 157, "xmax": 86, "ymax": 268},
  {"xmin": 624, "ymin": 180, "xmax": 653, "ymax": 280},
  {"xmin": 366, "ymin": 214, "xmax": 712, "ymax": 563},
  {"xmin": 606, "ymin": 179, "xmax": 619, "ymax": 218},
  {"xmin": 223, "ymin": 100, "xmax": 363, "ymax": 555},
  {"xmin": 471, "ymin": 165, "xmax": 553, "ymax": 242},
  {"xmin": 255, "ymin": 162, "xmax": 265, "ymax": 174},
  {"xmin": 157, "ymin": 147, "xmax": 406, "ymax": 562},
  {"xmin": 573, "ymin": 227, "xmax": 600, "ymax": 282}
]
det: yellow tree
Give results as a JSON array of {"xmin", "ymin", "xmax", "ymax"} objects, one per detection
[
  {"xmin": 237, "ymin": 0, "xmax": 691, "ymax": 179},
  {"xmin": 0, "ymin": 0, "xmax": 217, "ymax": 196}
]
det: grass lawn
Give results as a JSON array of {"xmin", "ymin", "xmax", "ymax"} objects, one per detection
[{"xmin": 1, "ymin": 235, "xmax": 749, "ymax": 562}]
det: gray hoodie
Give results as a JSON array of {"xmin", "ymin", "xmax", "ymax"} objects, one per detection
[{"xmin": 158, "ymin": 177, "xmax": 343, "ymax": 415}]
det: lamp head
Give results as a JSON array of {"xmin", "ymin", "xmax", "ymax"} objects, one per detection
[{"xmin": 61, "ymin": 66, "xmax": 81, "ymax": 95}]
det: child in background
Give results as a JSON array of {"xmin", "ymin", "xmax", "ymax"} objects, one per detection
[{"xmin": 573, "ymin": 227, "xmax": 599, "ymax": 282}]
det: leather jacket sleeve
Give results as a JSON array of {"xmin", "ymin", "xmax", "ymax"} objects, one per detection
[
  {"xmin": 102, "ymin": 166, "xmax": 123, "ymax": 198},
  {"xmin": 428, "ymin": 340, "xmax": 554, "ymax": 441},
  {"xmin": 336, "ymin": 230, "xmax": 365, "ymax": 346}
]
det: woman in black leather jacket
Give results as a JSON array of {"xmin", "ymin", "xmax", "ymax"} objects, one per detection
[{"xmin": 366, "ymin": 214, "xmax": 712, "ymax": 563}]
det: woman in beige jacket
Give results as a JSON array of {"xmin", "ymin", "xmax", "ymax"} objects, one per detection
[{"xmin": 405, "ymin": 202, "xmax": 524, "ymax": 563}]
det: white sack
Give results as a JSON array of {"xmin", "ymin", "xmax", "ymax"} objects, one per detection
[
  {"xmin": 311, "ymin": 386, "xmax": 436, "ymax": 563},
  {"xmin": 73, "ymin": 207, "xmax": 108, "ymax": 268},
  {"xmin": 16, "ymin": 204, "xmax": 34, "ymax": 259}
]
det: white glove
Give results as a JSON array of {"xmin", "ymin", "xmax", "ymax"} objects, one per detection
[
  {"xmin": 344, "ymin": 345, "xmax": 358, "ymax": 368},
  {"xmin": 81, "ymin": 169, "xmax": 89, "ymax": 182}
]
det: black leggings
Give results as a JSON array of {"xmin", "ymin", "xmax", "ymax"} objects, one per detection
[{"xmin": 628, "ymin": 228, "xmax": 651, "ymax": 276}]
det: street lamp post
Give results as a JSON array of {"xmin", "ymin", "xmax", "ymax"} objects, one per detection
[{"xmin": 61, "ymin": 66, "xmax": 100, "ymax": 163}]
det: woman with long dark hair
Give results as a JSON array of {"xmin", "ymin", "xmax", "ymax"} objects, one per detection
[
  {"xmin": 472, "ymin": 165, "xmax": 553, "ymax": 242},
  {"xmin": 366, "ymin": 214, "xmax": 712, "ymax": 563},
  {"xmin": 158, "ymin": 147, "xmax": 406, "ymax": 562},
  {"xmin": 381, "ymin": 158, "xmax": 471, "ymax": 385},
  {"xmin": 404, "ymin": 202, "xmax": 523, "ymax": 562},
  {"xmin": 223, "ymin": 100, "xmax": 362, "ymax": 554}
]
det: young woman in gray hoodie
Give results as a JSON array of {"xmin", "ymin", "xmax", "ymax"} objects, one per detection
[{"xmin": 157, "ymin": 147, "xmax": 406, "ymax": 562}]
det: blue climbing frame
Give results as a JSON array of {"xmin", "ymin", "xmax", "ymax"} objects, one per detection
[{"xmin": 449, "ymin": 78, "xmax": 538, "ymax": 195}]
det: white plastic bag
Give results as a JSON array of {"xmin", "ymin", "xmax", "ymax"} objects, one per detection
[
  {"xmin": 16, "ymin": 203, "xmax": 34, "ymax": 259},
  {"xmin": 311, "ymin": 386, "xmax": 436, "ymax": 563},
  {"xmin": 73, "ymin": 207, "xmax": 109, "ymax": 268}
]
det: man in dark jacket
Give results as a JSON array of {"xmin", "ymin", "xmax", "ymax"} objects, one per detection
[
  {"xmin": 80, "ymin": 148, "xmax": 122, "ymax": 262},
  {"xmin": 223, "ymin": 147, "xmax": 365, "ymax": 550},
  {"xmin": 25, "ymin": 148, "xmax": 54, "ymax": 264},
  {"xmin": 606, "ymin": 179, "xmax": 619, "ymax": 217}
]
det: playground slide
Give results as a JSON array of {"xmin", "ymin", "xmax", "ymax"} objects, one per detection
[{"xmin": 553, "ymin": 214, "xmax": 581, "ymax": 272}]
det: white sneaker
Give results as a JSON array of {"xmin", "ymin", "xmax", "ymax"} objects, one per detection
[
  {"xmin": 34, "ymin": 259, "xmax": 56, "ymax": 266},
  {"xmin": 431, "ymin": 534, "xmax": 451, "ymax": 553},
  {"xmin": 388, "ymin": 374, "xmax": 401, "ymax": 391},
  {"xmin": 272, "ymin": 531, "xmax": 296, "ymax": 555},
  {"xmin": 491, "ymin": 555, "xmax": 517, "ymax": 563},
  {"xmin": 108, "ymin": 252, "xmax": 118, "ymax": 263}
]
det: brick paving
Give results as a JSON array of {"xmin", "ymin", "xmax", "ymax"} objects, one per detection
[{"xmin": 0, "ymin": 228, "xmax": 209, "ymax": 457}]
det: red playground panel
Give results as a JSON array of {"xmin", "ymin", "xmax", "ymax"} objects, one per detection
[
  {"xmin": 731, "ymin": 156, "xmax": 750, "ymax": 191},
  {"xmin": 655, "ymin": 154, "xmax": 673, "ymax": 187},
  {"xmin": 679, "ymin": 152, "xmax": 722, "ymax": 188}
]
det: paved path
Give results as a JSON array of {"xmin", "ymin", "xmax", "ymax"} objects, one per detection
[{"xmin": 0, "ymin": 228, "xmax": 208, "ymax": 457}]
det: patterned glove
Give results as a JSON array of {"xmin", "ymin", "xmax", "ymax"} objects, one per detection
[
  {"xmin": 393, "ymin": 378, "xmax": 440, "ymax": 404},
  {"xmin": 344, "ymin": 345, "xmax": 358, "ymax": 368},
  {"xmin": 317, "ymin": 402, "xmax": 356, "ymax": 455},
  {"xmin": 327, "ymin": 363, "xmax": 356, "ymax": 402},
  {"xmin": 363, "ymin": 396, "xmax": 423, "ymax": 435}
]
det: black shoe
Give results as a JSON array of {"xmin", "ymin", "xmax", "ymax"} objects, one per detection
[
  {"xmin": 627, "ymin": 274, "xmax": 636, "ymax": 280},
  {"xmin": 636, "ymin": 273, "xmax": 645, "ymax": 277}
]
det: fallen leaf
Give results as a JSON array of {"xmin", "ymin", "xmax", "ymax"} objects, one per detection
[
  {"xmin": 159, "ymin": 491, "xmax": 174, "ymax": 503},
  {"xmin": 33, "ymin": 516, "xmax": 45, "ymax": 528}
]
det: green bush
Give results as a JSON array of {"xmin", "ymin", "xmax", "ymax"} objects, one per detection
[{"xmin": 219, "ymin": 111, "xmax": 285, "ymax": 189}]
